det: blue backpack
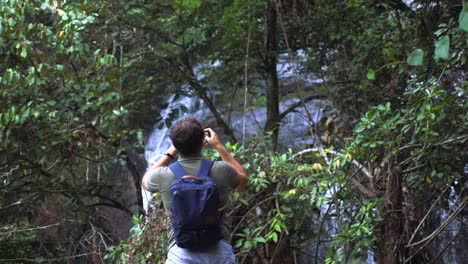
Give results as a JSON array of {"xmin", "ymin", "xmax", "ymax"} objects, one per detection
[{"xmin": 169, "ymin": 160, "xmax": 223, "ymax": 248}]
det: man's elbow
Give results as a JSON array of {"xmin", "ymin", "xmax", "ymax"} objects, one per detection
[{"xmin": 141, "ymin": 178, "xmax": 150, "ymax": 192}]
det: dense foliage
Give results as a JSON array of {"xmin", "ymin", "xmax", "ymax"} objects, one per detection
[
  {"xmin": 0, "ymin": 0, "xmax": 152, "ymax": 261},
  {"xmin": 1, "ymin": 0, "xmax": 466, "ymax": 263}
]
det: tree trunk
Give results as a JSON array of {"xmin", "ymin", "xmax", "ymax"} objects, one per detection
[
  {"xmin": 124, "ymin": 149, "xmax": 146, "ymax": 215},
  {"xmin": 264, "ymin": 0, "xmax": 280, "ymax": 149},
  {"xmin": 381, "ymin": 165, "xmax": 403, "ymax": 264},
  {"xmin": 180, "ymin": 54, "xmax": 237, "ymax": 141}
]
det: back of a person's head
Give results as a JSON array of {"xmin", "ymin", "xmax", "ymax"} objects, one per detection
[{"xmin": 169, "ymin": 117, "xmax": 204, "ymax": 156}]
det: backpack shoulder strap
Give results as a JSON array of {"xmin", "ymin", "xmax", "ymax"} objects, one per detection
[
  {"xmin": 196, "ymin": 160, "xmax": 214, "ymax": 178},
  {"xmin": 169, "ymin": 161, "xmax": 187, "ymax": 180}
]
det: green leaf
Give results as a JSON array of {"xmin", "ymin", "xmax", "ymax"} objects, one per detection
[
  {"xmin": 22, "ymin": 108, "xmax": 31, "ymax": 119},
  {"xmin": 20, "ymin": 47, "xmax": 27, "ymax": 58},
  {"xmin": 367, "ymin": 69, "xmax": 375, "ymax": 80},
  {"xmin": 131, "ymin": 214, "xmax": 142, "ymax": 224},
  {"xmin": 8, "ymin": 18, "xmax": 16, "ymax": 27},
  {"xmin": 274, "ymin": 223, "xmax": 281, "ymax": 232},
  {"xmin": 434, "ymin": 35, "xmax": 450, "ymax": 60},
  {"xmin": 129, "ymin": 8, "xmax": 145, "ymax": 15},
  {"xmin": 183, "ymin": 0, "xmax": 202, "ymax": 9},
  {"xmin": 243, "ymin": 240, "xmax": 252, "ymax": 249},
  {"xmin": 254, "ymin": 237, "xmax": 266, "ymax": 243},
  {"xmin": 459, "ymin": 3, "xmax": 468, "ymax": 32},
  {"xmin": 407, "ymin": 49, "xmax": 424, "ymax": 66},
  {"xmin": 235, "ymin": 239, "xmax": 243, "ymax": 248},
  {"xmin": 271, "ymin": 232, "xmax": 278, "ymax": 243}
]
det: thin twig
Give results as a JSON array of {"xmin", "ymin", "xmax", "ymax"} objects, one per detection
[
  {"xmin": 0, "ymin": 201, "xmax": 21, "ymax": 210},
  {"xmin": 271, "ymin": 231, "xmax": 285, "ymax": 262},
  {"xmin": 407, "ymin": 186, "xmax": 449, "ymax": 246},
  {"xmin": 403, "ymin": 163, "xmax": 427, "ymax": 173},
  {"xmin": 406, "ymin": 196, "xmax": 467, "ymax": 248},
  {"xmin": 0, "ymin": 222, "xmax": 61, "ymax": 236},
  {"xmin": 232, "ymin": 196, "xmax": 275, "ymax": 236},
  {"xmin": 0, "ymin": 252, "xmax": 98, "ymax": 262},
  {"xmin": 226, "ymin": 189, "xmax": 268, "ymax": 218},
  {"xmin": 315, "ymin": 201, "xmax": 333, "ymax": 264},
  {"xmin": 404, "ymin": 197, "xmax": 467, "ymax": 263},
  {"xmin": 242, "ymin": 0, "xmax": 252, "ymax": 148}
]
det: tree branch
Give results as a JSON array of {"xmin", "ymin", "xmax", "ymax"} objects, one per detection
[
  {"xmin": 0, "ymin": 252, "xmax": 99, "ymax": 263},
  {"xmin": 0, "ymin": 223, "xmax": 62, "ymax": 236},
  {"xmin": 278, "ymin": 95, "xmax": 326, "ymax": 120},
  {"xmin": 293, "ymin": 148, "xmax": 374, "ymax": 179},
  {"xmin": 406, "ymin": 196, "xmax": 467, "ymax": 249},
  {"xmin": 293, "ymin": 148, "xmax": 377, "ymax": 198},
  {"xmin": 179, "ymin": 53, "xmax": 237, "ymax": 141}
]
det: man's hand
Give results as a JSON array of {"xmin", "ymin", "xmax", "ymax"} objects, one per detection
[{"xmin": 204, "ymin": 128, "xmax": 222, "ymax": 149}]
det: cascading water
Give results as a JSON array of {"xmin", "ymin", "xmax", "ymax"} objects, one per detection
[
  {"xmin": 143, "ymin": 94, "xmax": 210, "ymax": 211},
  {"xmin": 229, "ymin": 97, "xmax": 324, "ymax": 149}
]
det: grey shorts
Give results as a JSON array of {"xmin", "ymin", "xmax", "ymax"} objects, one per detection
[{"xmin": 166, "ymin": 240, "xmax": 237, "ymax": 264}]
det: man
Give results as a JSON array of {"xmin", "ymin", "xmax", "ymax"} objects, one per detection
[{"xmin": 142, "ymin": 117, "xmax": 248, "ymax": 263}]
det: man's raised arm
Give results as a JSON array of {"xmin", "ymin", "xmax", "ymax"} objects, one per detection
[
  {"xmin": 141, "ymin": 145, "xmax": 178, "ymax": 191},
  {"xmin": 204, "ymin": 128, "xmax": 248, "ymax": 189}
]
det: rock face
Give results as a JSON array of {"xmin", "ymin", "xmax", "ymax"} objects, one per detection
[
  {"xmin": 32, "ymin": 148, "xmax": 147, "ymax": 262},
  {"xmin": 94, "ymin": 148, "xmax": 148, "ymax": 241}
]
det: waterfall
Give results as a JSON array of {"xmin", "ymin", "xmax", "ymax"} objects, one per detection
[{"xmin": 143, "ymin": 94, "xmax": 210, "ymax": 211}]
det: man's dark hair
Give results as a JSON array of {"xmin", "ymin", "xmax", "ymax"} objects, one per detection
[{"xmin": 169, "ymin": 117, "xmax": 204, "ymax": 156}]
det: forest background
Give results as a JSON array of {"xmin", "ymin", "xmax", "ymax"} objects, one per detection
[{"xmin": 0, "ymin": 0, "xmax": 466, "ymax": 263}]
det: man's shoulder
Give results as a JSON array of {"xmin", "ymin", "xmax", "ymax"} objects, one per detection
[
  {"xmin": 150, "ymin": 166, "xmax": 176, "ymax": 185},
  {"xmin": 210, "ymin": 160, "xmax": 240, "ymax": 188},
  {"xmin": 211, "ymin": 160, "xmax": 236, "ymax": 172}
]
